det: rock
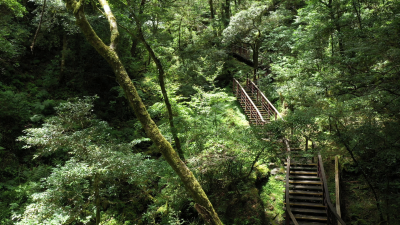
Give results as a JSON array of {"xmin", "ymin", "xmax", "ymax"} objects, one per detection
[{"xmin": 270, "ymin": 168, "xmax": 280, "ymax": 175}]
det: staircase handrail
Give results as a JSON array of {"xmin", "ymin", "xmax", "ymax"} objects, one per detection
[
  {"xmin": 247, "ymin": 79, "xmax": 284, "ymax": 121},
  {"xmin": 317, "ymin": 154, "xmax": 346, "ymax": 225},
  {"xmin": 284, "ymin": 139, "xmax": 299, "ymax": 225},
  {"xmin": 233, "ymin": 79, "xmax": 266, "ymax": 125}
]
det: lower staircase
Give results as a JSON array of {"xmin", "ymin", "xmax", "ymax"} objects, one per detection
[
  {"xmin": 284, "ymin": 149, "xmax": 346, "ymax": 225},
  {"xmin": 284, "ymin": 154, "xmax": 328, "ymax": 224}
]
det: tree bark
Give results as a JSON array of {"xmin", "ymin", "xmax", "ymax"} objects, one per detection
[
  {"xmin": 61, "ymin": 33, "xmax": 67, "ymax": 74},
  {"xmin": 64, "ymin": 0, "xmax": 221, "ymax": 224},
  {"xmin": 209, "ymin": 0, "xmax": 214, "ymax": 19},
  {"xmin": 31, "ymin": 0, "xmax": 47, "ymax": 52},
  {"xmin": 178, "ymin": 17, "xmax": 182, "ymax": 50},
  {"xmin": 224, "ymin": 0, "xmax": 230, "ymax": 27},
  {"xmin": 252, "ymin": 42, "xmax": 260, "ymax": 81},
  {"xmin": 94, "ymin": 174, "xmax": 101, "ymax": 225},
  {"xmin": 59, "ymin": 33, "xmax": 68, "ymax": 84}
]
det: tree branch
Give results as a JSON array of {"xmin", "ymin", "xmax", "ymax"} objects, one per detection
[
  {"xmin": 98, "ymin": 0, "xmax": 119, "ymax": 50},
  {"xmin": 30, "ymin": 0, "xmax": 47, "ymax": 52}
]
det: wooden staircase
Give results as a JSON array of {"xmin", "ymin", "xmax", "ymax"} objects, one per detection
[
  {"xmin": 232, "ymin": 78, "xmax": 345, "ymax": 225},
  {"xmin": 284, "ymin": 152, "xmax": 328, "ymax": 225},
  {"xmin": 244, "ymin": 87, "xmax": 271, "ymax": 124},
  {"xmin": 284, "ymin": 149, "xmax": 346, "ymax": 225},
  {"xmin": 232, "ymin": 78, "xmax": 281, "ymax": 125}
]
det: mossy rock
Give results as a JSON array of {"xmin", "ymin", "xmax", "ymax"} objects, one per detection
[
  {"xmin": 255, "ymin": 164, "xmax": 269, "ymax": 177},
  {"xmin": 249, "ymin": 170, "xmax": 258, "ymax": 182}
]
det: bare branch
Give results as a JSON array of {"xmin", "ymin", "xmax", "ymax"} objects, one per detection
[
  {"xmin": 30, "ymin": 0, "xmax": 47, "ymax": 53},
  {"xmin": 98, "ymin": 0, "xmax": 119, "ymax": 50}
]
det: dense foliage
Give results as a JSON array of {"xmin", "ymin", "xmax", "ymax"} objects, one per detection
[{"xmin": 1, "ymin": 0, "xmax": 399, "ymax": 224}]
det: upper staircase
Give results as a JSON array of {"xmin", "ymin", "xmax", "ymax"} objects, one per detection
[
  {"xmin": 232, "ymin": 78, "xmax": 282, "ymax": 125},
  {"xmin": 232, "ymin": 79, "xmax": 346, "ymax": 225}
]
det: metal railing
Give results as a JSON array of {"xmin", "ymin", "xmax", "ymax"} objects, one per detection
[
  {"xmin": 233, "ymin": 78, "xmax": 266, "ymax": 125},
  {"xmin": 246, "ymin": 79, "xmax": 283, "ymax": 121},
  {"xmin": 317, "ymin": 154, "xmax": 346, "ymax": 225}
]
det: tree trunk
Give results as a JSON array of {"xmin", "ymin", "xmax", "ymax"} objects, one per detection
[
  {"xmin": 59, "ymin": 33, "xmax": 68, "ymax": 84},
  {"xmin": 252, "ymin": 43, "xmax": 259, "ymax": 81},
  {"xmin": 64, "ymin": 0, "xmax": 222, "ymax": 224},
  {"xmin": 61, "ymin": 33, "xmax": 67, "ymax": 74},
  {"xmin": 133, "ymin": 14, "xmax": 185, "ymax": 160},
  {"xmin": 224, "ymin": 0, "xmax": 230, "ymax": 26},
  {"xmin": 94, "ymin": 174, "xmax": 101, "ymax": 225},
  {"xmin": 178, "ymin": 17, "xmax": 182, "ymax": 50},
  {"xmin": 130, "ymin": 35, "xmax": 139, "ymax": 59},
  {"xmin": 209, "ymin": 0, "xmax": 214, "ymax": 19}
]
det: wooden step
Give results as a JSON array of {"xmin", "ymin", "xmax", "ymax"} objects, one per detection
[
  {"xmin": 292, "ymin": 214, "xmax": 327, "ymax": 221},
  {"xmin": 290, "ymin": 171, "xmax": 318, "ymax": 175},
  {"xmin": 283, "ymin": 213, "xmax": 328, "ymax": 220},
  {"xmin": 288, "ymin": 195, "xmax": 323, "ymax": 201},
  {"xmin": 289, "ymin": 180, "xmax": 322, "ymax": 185},
  {"xmin": 289, "ymin": 185, "xmax": 323, "ymax": 190},
  {"xmin": 288, "ymin": 190, "xmax": 323, "ymax": 196},
  {"xmin": 289, "ymin": 222, "xmax": 327, "ymax": 225},
  {"xmin": 285, "ymin": 162, "xmax": 317, "ymax": 166},
  {"xmin": 289, "ymin": 175, "xmax": 321, "ymax": 180},
  {"xmin": 290, "ymin": 207, "xmax": 326, "ymax": 214},
  {"xmin": 284, "ymin": 202, "xmax": 326, "ymax": 208},
  {"xmin": 286, "ymin": 166, "xmax": 317, "ymax": 171}
]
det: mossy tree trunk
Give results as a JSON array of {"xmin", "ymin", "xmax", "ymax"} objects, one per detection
[{"xmin": 64, "ymin": 0, "xmax": 222, "ymax": 224}]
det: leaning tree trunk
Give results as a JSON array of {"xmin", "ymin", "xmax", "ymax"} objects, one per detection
[
  {"xmin": 133, "ymin": 14, "xmax": 185, "ymax": 160},
  {"xmin": 64, "ymin": 0, "xmax": 222, "ymax": 224}
]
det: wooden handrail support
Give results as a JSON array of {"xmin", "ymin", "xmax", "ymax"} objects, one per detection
[
  {"xmin": 233, "ymin": 79, "xmax": 266, "ymax": 125},
  {"xmin": 317, "ymin": 154, "xmax": 346, "ymax": 225},
  {"xmin": 284, "ymin": 139, "xmax": 299, "ymax": 225},
  {"xmin": 231, "ymin": 45, "xmax": 251, "ymax": 60},
  {"xmin": 335, "ymin": 156, "xmax": 341, "ymax": 220},
  {"xmin": 246, "ymin": 79, "xmax": 284, "ymax": 121}
]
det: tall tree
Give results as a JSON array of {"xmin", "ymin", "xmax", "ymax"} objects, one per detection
[
  {"xmin": 63, "ymin": 0, "xmax": 222, "ymax": 224},
  {"xmin": 131, "ymin": 11, "xmax": 185, "ymax": 160},
  {"xmin": 223, "ymin": 2, "xmax": 289, "ymax": 80}
]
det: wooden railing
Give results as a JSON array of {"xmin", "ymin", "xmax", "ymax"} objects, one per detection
[
  {"xmin": 246, "ymin": 79, "xmax": 283, "ymax": 121},
  {"xmin": 317, "ymin": 154, "xmax": 346, "ymax": 225},
  {"xmin": 233, "ymin": 79, "xmax": 266, "ymax": 125},
  {"xmin": 284, "ymin": 139, "xmax": 299, "ymax": 225}
]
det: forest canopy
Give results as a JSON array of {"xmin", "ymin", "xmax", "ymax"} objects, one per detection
[{"xmin": 1, "ymin": 0, "xmax": 399, "ymax": 224}]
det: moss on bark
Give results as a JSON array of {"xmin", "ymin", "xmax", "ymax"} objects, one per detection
[{"xmin": 64, "ymin": 0, "xmax": 222, "ymax": 224}]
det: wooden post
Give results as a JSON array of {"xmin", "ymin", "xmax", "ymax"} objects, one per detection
[
  {"xmin": 305, "ymin": 137, "xmax": 308, "ymax": 151},
  {"xmin": 335, "ymin": 156, "xmax": 341, "ymax": 219},
  {"xmin": 286, "ymin": 211, "xmax": 290, "ymax": 225},
  {"xmin": 311, "ymin": 141, "xmax": 315, "ymax": 163}
]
